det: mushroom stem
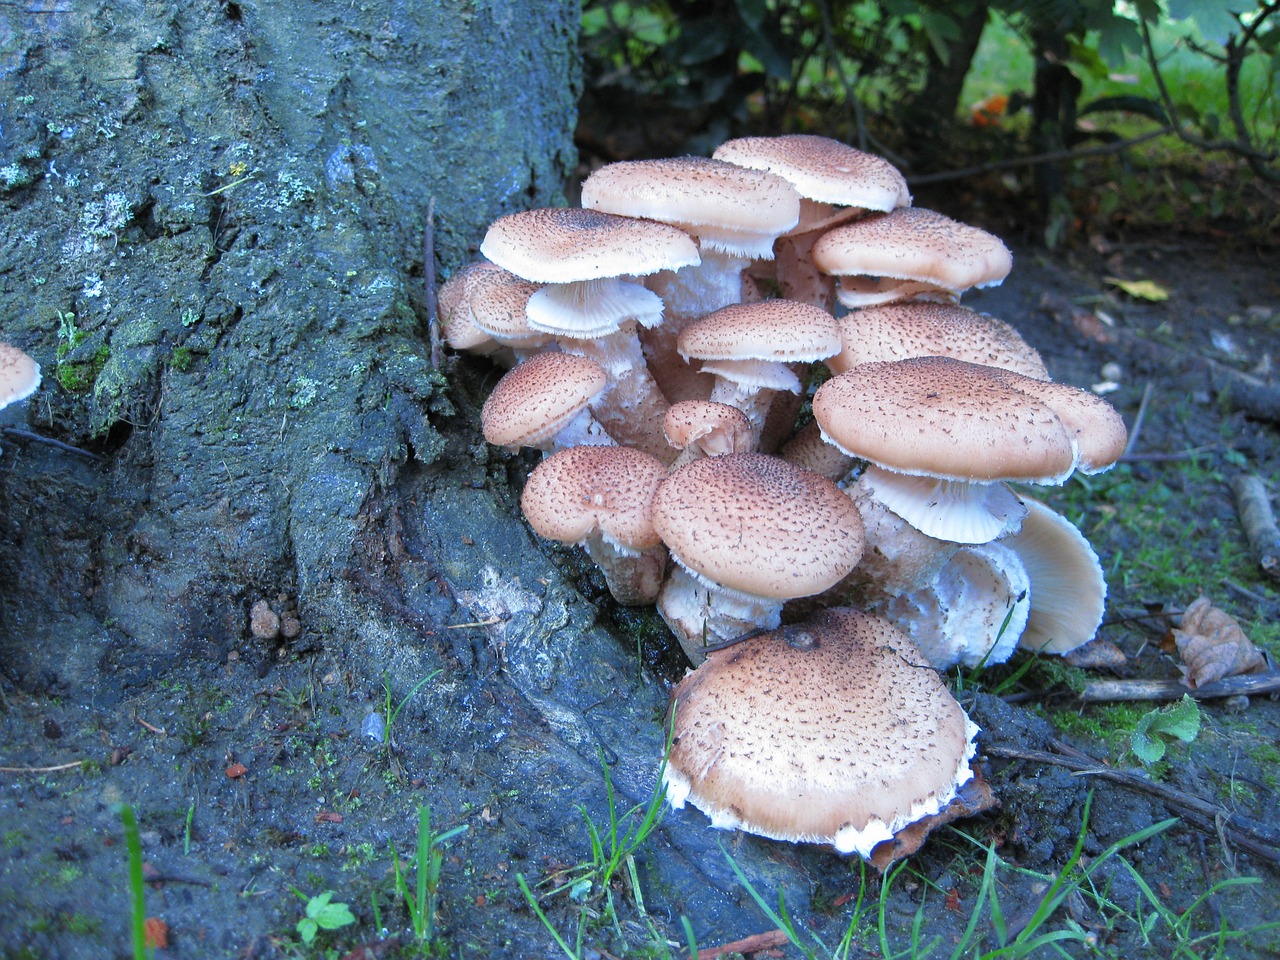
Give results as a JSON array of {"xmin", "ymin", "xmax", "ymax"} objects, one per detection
[
  {"xmin": 584, "ymin": 534, "xmax": 668, "ymax": 607},
  {"xmin": 656, "ymin": 563, "xmax": 785, "ymax": 665}
]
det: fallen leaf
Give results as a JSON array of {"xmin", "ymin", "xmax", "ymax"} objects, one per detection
[
  {"xmin": 225, "ymin": 762, "xmax": 248, "ymax": 779},
  {"xmin": 1173, "ymin": 596, "xmax": 1266, "ymax": 688},
  {"xmin": 944, "ymin": 887, "xmax": 961, "ymax": 912},
  {"xmin": 315, "ymin": 811, "xmax": 343, "ymax": 823},
  {"xmin": 144, "ymin": 916, "xmax": 168, "ymax": 949},
  {"xmin": 1105, "ymin": 276, "xmax": 1170, "ymax": 301}
]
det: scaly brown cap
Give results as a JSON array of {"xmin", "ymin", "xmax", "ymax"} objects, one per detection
[
  {"xmin": 0, "ymin": 342, "xmax": 40, "ymax": 410},
  {"xmin": 480, "ymin": 352, "xmax": 607, "ymax": 450},
  {"xmin": 664, "ymin": 607, "xmax": 979, "ymax": 857}
]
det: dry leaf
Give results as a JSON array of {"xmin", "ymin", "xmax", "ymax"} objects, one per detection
[
  {"xmin": 1173, "ymin": 596, "xmax": 1266, "ymax": 688},
  {"xmin": 144, "ymin": 917, "xmax": 169, "ymax": 949},
  {"xmin": 1105, "ymin": 276, "xmax": 1170, "ymax": 301}
]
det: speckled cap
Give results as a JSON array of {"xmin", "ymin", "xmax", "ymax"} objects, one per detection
[
  {"xmin": 480, "ymin": 352, "xmax": 607, "ymax": 449},
  {"xmin": 465, "ymin": 265, "xmax": 551, "ymax": 349},
  {"xmin": 986, "ymin": 371, "xmax": 1128, "ymax": 474},
  {"xmin": 812, "ymin": 357, "xmax": 1081, "ymax": 483},
  {"xmin": 651, "ymin": 453, "xmax": 864, "ymax": 599},
  {"xmin": 580, "ymin": 157, "xmax": 800, "ymax": 258},
  {"xmin": 0, "ymin": 342, "xmax": 40, "ymax": 410},
  {"xmin": 677, "ymin": 300, "xmax": 841, "ymax": 363},
  {"xmin": 479, "ymin": 206, "xmax": 699, "ymax": 284},
  {"xmin": 663, "ymin": 606, "xmax": 979, "ymax": 857},
  {"xmin": 520, "ymin": 445, "xmax": 668, "ymax": 551},
  {"xmin": 663, "ymin": 401, "xmax": 753, "ymax": 457},
  {"xmin": 830, "ymin": 302, "xmax": 1049, "ymax": 380},
  {"xmin": 812, "ymin": 207, "xmax": 1012, "ymax": 294},
  {"xmin": 713, "ymin": 134, "xmax": 910, "ymax": 212}
]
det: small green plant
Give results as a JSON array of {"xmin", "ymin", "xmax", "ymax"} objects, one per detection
[
  {"xmin": 519, "ymin": 738, "xmax": 671, "ymax": 952},
  {"xmin": 118, "ymin": 804, "xmax": 150, "ymax": 960},
  {"xmin": 388, "ymin": 805, "xmax": 469, "ymax": 947},
  {"xmin": 292, "ymin": 888, "xmax": 356, "ymax": 945},
  {"xmin": 1129, "ymin": 694, "xmax": 1201, "ymax": 764}
]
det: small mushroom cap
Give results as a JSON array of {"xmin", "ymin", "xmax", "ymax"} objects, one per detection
[
  {"xmin": 480, "ymin": 352, "xmax": 608, "ymax": 449},
  {"xmin": 521, "ymin": 445, "xmax": 668, "ymax": 551},
  {"xmin": 813, "ymin": 357, "xmax": 1078, "ymax": 483},
  {"xmin": 465, "ymin": 266, "xmax": 552, "ymax": 348},
  {"xmin": 812, "ymin": 207, "xmax": 1012, "ymax": 294},
  {"xmin": 987, "ymin": 372, "xmax": 1128, "ymax": 474},
  {"xmin": 1004, "ymin": 498, "xmax": 1108, "ymax": 654},
  {"xmin": 0, "ymin": 342, "xmax": 41, "ymax": 410},
  {"xmin": 664, "ymin": 607, "xmax": 979, "ymax": 857},
  {"xmin": 652, "ymin": 453, "xmax": 864, "ymax": 599},
  {"xmin": 663, "ymin": 401, "xmax": 753, "ymax": 457},
  {"xmin": 479, "ymin": 207, "xmax": 699, "ymax": 284},
  {"xmin": 713, "ymin": 134, "xmax": 910, "ymax": 212},
  {"xmin": 830, "ymin": 302, "xmax": 1049, "ymax": 380},
  {"xmin": 580, "ymin": 157, "xmax": 800, "ymax": 258},
  {"xmin": 677, "ymin": 300, "xmax": 841, "ymax": 364}
]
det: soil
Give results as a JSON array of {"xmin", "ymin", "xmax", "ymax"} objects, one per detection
[{"xmin": 2, "ymin": 5, "xmax": 1280, "ymax": 958}]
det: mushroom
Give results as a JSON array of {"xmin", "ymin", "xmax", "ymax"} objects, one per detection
[
  {"xmin": 812, "ymin": 207, "xmax": 1012, "ymax": 309},
  {"xmin": 880, "ymin": 541, "xmax": 1032, "ymax": 669},
  {"xmin": 520, "ymin": 445, "xmax": 669, "ymax": 606},
  {"xmin": 480, "ymin": 352, "xmax": 613, "ymax": 453},
  {"xmin": 0, "ymin": 342, "xmax": 42, "ymax": 413},
  {"xmin": 713, "ymin": 134, "xmax": 910, "ymax": 309},
  {"xmin": 650, "ymin": 453, "xmax": 864, "ymax": 662},
  {"xmin": 676, "ymin": 300, "xmax": 840, "ymax": 445},
  {"xmin": 1003, "ymin": 497, "xmax": 1108, "ymax": 655},
  {"xmin": 663, "ymin": 606, "xmax": 980, "ymax": 858},
  {"xmin": 479, "ymin": 206, "xmax": 700, "ymax": 461},
  {"xmin": 812, "ymin": 357, "xmax": 1127, "ymax": 544},
  {"xmin": 662, "ymin": 400, "xmax": 753, "ymax": 469},
  {"xmin": 828, "ymin": 301, "xmax": 1050, "ymax": 381}
]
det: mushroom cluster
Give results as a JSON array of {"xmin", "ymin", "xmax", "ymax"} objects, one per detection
[{"xmin": 442, "ymin": 134, "xmax": 1126, "ymax": 860}]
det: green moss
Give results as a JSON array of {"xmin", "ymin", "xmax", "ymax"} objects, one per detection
[
  {"xmin": 170, "ymin": 345, "xmax": 195, "ymax": 371},
  {"xmin": 56, "ymin": 343, "xmax": 110, "ymax": 394}
]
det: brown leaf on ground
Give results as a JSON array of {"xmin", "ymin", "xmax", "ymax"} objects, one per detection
[
  {"xmin": 869, "ymin": 767, "xmax": 997, "ymax": 871},
  {"xmin": 1173, "ymin": 596, "xmax": 1266, "ymax": 688},
  {"xmin": 144, "ymin": 916, "xmax": 169, "ymax": 949}
]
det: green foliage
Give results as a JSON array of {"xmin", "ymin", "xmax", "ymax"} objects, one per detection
[
  {"xmin": 292, "ymin": 889, "xmax": 356, "ymax": 945},
  {"xmin": 1130, "ymin": 694, "xmax": 1202, "ymax": 764},
  {"xmin": 389, "ymin": 805, "xmax": 469, "ymax": 947},
  {"xmin": 118, "ymin": 804, "xmax": 151, "ymax": 960}
]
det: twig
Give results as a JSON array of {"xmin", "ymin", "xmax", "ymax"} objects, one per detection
[
  {"xmin": 1, "ymin": 427, "xmax": 102, "ymax": 460},
  {"xmin": 0, "ymin": 760, "xmax": 86, "ymax": 773},
  {"xmin": 697, "ymin": 929, "xmax": 790, "ymax": 959},
  {"xmin": 1080, "ymin": 671, "xmax": 1280, "ymax": 702},
  {"xmin": 983, "ymin": 743, "xmax": 1280, "ymax": 862},
  {"xmin": 906, "ymin": 126, "xmax": 1174, "ymax": 186},
  {"xmin": 1229, "ymin": 473, "xmax": 1280, "ymax": 580},
  {"xmin": 1122, "ymin": 381, "xmax": 1153, "ymax": 459},
  {"xmin": 424, "ymin": 197, "xmax": 443, "ymax": 371}
]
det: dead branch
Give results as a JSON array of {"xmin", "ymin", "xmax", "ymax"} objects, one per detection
[
  {"xmin": 1080, "ymin": 671, "xmax": 1280, "ymax": 702},
  {"xmin": 1230, "ymin": 473, "xmax": 1280, "ymax": 580},
  {"xmin": 697, "ymin": 929, "xmax": 790, "ymax": 959},
  {"xmin": 983, "ymin": 743, "xmax": 1280, "ymax": 864}
]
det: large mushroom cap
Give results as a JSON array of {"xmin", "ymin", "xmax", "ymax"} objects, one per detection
[
  {"xmin": 480, "ymin": 352, "xmax": 608, "ymax": 450},
  {"xmin": 813, "ymin": 357, "xmax": 1078, "ymax": 484},
  {"xmin": 678, "ymin": 300, "xmax": 841, "ymax": 364},
  {"xmin": 479, "ymin": 206, "xmax": 699, "ymax": 285},
  {"xmin": 812, "ymin": 207, "xmax": 1012, "ymax": 304},
  {"xmin": 664, "ymin": 607, "xmax": 979, "ymax": 857},
  {"xmin": 0, "ymin": 343, "xmax": 41, "ymax": 410},
  {"xmin": 713, "ymin": 134, "xmax": 910, "ymax": 213},
  {"xmin": 830, "ymin": 302, "xmax": 1049, "ymax": 381},
  {"xmin": 652, "ymin": 453, "xmax": 864, "ymax": 600},
  {"xmin": 580, "ymin": 157, "xmax": 801, "ymax": 258},
  {"xmin": 520, "ymin": 445, "xmax": 667, "ymax": 552}
]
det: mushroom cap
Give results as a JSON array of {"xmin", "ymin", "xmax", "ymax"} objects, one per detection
[
  {"xmin": 987, "ymin": 371, "xmax": 1128, "ymax": 475},
  {"xmin": 480, "ymin": 352, "xmax": 608, "ymax": 449},
  {"xmin": 651, "ymin": 453, "xmax": 864, "ymax": 600},
  {"xmin": 712, "ymin": 134, "xmax": 910, "ymax": 212},
  {"xmin": 464, "ymin": 265, "xmax": 552, "ymax": 348},
  {"xmin": 830, "ymin": 302, "xmax": 1049, "ymax": 380},
  {"xmin": 0, "ymin": 342, "xmax": 41, "ymax": 410},
  {"xmin": 664, "ymin": 606, "xmax": 978, "ymax": 857},
  {"xmin": 663, "ymin": 401, "xmax": 753, "ymax": 457},
  {"xmin": 521, "ymin": 445, "xmax": 668, "ymax": 551},
  {"xmin": 677, "ymin": 300, "xmax": 841, "ymax": 364},
  {"xmin": 1004, "ymin": 498, "xmax": 1108, "ymax": 654},
  {"xmin": 813, "ymin": 357, "xmax": 1079, "ymax": 484},
  {"xmin": 812, "ymin": 207, "xmax": 1012, "ymax": 294},
  {"xmin": 580, "ymin": 157, "xmax": 800, "ymax": 258},
  {"xmin": 479, "ymin": 206, "xmax": 699, "ymax": 284}
]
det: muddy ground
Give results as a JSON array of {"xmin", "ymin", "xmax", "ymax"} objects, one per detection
[{"xmin": 1, "ymin": 226, "xmax": 1279, "ymax": 960}]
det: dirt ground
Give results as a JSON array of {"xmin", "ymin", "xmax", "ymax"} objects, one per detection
[{"xmin": 1, "ymin": 226, "xmax": 1279, "ymax": 960}]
